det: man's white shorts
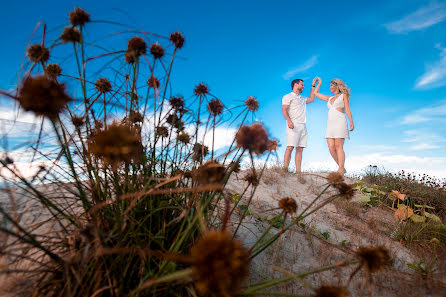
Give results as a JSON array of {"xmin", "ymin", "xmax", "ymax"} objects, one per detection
[{"xmin": 286, "ymin": 123, "xmax": 307, "ymax": 147}]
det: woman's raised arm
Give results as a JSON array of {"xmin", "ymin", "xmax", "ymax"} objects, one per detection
[{"xmin": 313, "ymin": 77, "xmax": 330, "ymax": 101}]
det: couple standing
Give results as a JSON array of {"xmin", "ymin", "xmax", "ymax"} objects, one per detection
[{"xmin": 282, "ymin": 77, "xmax": 354, "ymax": 179}]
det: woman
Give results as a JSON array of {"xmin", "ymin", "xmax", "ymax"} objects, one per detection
[{"xmin": 313, "ymin": 78, "xmax": 354, "ymax": 175}]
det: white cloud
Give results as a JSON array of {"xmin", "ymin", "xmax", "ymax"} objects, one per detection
[
  {"xmin": 401, "ymin": 100, "xmax": 446, "ymax": 124},
  {"xmin": 415, "ymin": 45, "xmax": 446, "ymax": 89},
  {"xmin": 358, "ymin": 144, "xmax": 397, "ymax": 151},
  {"xmin": 283, "ymin": 55, "xmax": 318, "ymax": 80},
  {"xmin": 385, "ymin": 2, "xmax": 446, "ymax": 34},
  {"xmin": 400, "ymin": 129, "xmax": 445, "ymax": 151},
  {"xmin": 410, "ymin": 143, "xmax": 441, "ymax": 150}
]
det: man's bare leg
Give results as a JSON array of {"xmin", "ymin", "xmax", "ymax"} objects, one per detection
[
  {"xmin": 284, "ymin": 146, "xmax": 294, "ymax": 171},
  {"xmin": 295, "ymin": 147, "xmax": 306, "ymax": 184},
  {"xmin": 294, "ymin": 146, "xmax": 303, "ymax": 173}
]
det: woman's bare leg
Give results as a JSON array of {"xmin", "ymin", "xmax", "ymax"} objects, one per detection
[
  {"xmin": 334, "ymin": 138, "xmax": 345, "ymax": 174},
  {"xmin": 326, "ymin": 138, "xmax": 339, "ymax": 165}
]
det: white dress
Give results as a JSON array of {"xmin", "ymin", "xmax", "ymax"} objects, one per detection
[{"xmin": 325, "ymin": 93, "xmax": 349, "ymax": 139}]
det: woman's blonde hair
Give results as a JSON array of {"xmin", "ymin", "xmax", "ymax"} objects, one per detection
[{"xmin": 331, "ymin": 78, "xmax": 350, "ymax": 96}]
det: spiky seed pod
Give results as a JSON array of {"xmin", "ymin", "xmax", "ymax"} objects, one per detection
[
  {"xmin": 147, "ymin": 75, "xmax": 160, "ymax": 88},
  {"xmin": 17, "ymin": 75, "xmax": 72, "ymax": 119},
  {"xmin": 94, "ymin": 120, "xmax": 103, "ymax": 130},
  {"xmin": 125, "ymin": 36, "xmax": 147, "ymax": 64},
  {"xmin": 194, "ymin": 83, "xmax": 209, "ymax": 96},
  {"xmin": 192, "ymin": 143, "xmax": 209, "ymax": 161},
  {"xmin": 27, "ymin": 44, "xmax": 49, "ymax": 63},
  {"xmin": 170, "ymin": 31, "xmax": 185, "ymax": 49},
  {"xmin": 156, "ymin": 126, "xmax": 169, "ymax": 138},
  {"xmin": 129, "ymin": 111, "xmax": 143, "ymax": 123},
  {"xmin": 3, "ymin": 156, "xmax": 14, "ymax": 165},
  {"xmin": 150, "ymin": 43, "xmax": 164, "ymax": 59},
  {"xmin": 169, "ymin": 96, "xmax": 185, "ymax": 110},
  {"xmin": 279, "ymin": 197, "xmax": 297, "ymax": 214},
  {"xmin": 166, "ymin": 113, "xmax": 178, "ymax": 126},
  {"xmin": 177, "ymin": 132, "xmax": 190, "ymax": 144},
  {"xmin": 327, "ymin": 172, "xmax": 344, "ymax": 186},
  {"xmin": 94, "ymin": 78, "xmax": 112, "ymax": 94},
  {"xmin": 334, "ymin": 183, "xmax": 354, "ymax": 199},
  {"xmin": 243, "ymin": 171, "xmax": 259, "ymax": 186},
  {"xmin": 267, "ymin": 139, "xmax": 278, "ymax": 151},
  {"xmin": 69, "ymin": 7, "xmax": 90, "ymax": 26},
  {"xmin": 124, "ymin": 52, "xmax": 136, "ymax": 64},
  {"xmin": 60, "ymin": 27, "xmax": 81, "ymax": 43},
  {"xmin": 228, "ymin": 161, "xmax": 241, "ymax": 173},
  {"xmin": 314, "ymin": 285, "xmax": 349, "ymax": 297},
  {"xmin": 245, "ymin": 96, "xmax": 259, "ymax": 112},
  {"xmin": 235, "ymin": 123, "xmax": 269, "ymax": 155},
  {"xmin": 190, "ymin": 230, "xmax": 250, "ymax": 297},
  {"xmin": 46, "ymin": 64, "xmax": 62, "ymax": 79},
  {"xmin": 88, "ymin": 122, "xmax": 142, "ymax": 168},
  {"xmin": 192, "ymin": 161, "xmax": 226, "ymax": 185},
  {"xmin": 72, "ymin": 116, "xmax": 84, "ymax": 128},
  {"xmin": 207, "ymin": 98, "xmax": 224, "ymax": 116},
  {"xmin": 127, "ymin": 36, "xmax": 147, "ymax": 54},
  {"xmin": 356, "ymin": 246, "xmax": 391, "ymax": 273}
]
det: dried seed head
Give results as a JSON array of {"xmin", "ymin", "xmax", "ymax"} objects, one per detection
[
  {"xmin": 207, "ymin": 98, "xmax": 224, "ymax": 116},
  {"xmin": 235, "ymin": 123, "xmax": 269, "ymax": 155},
  {"xmin": 279, "ymin": 197, "xmax": 297, "ymax": 214},
  {"xmin": 147, "ymin": 75, "xmax": 160, "ymax": 88},
  {"xmin": 166, "ymin": 113, "xmax": 178, "ymax": 126},
  {"xmin": 177, "ymin": 131, "xmax": 190, "ymax": 144},
  {"xmin": 356, "ymin": 246, "xmax": 391, "ymax": 273},
  {"xmin": 194, "ymin": 83, "xmax": 209, "ymax": 96},
  {"xmin": 129, "ymin": 111, "xmax": 143, "ymax": 123},
  {"xmin": 245, "ymin": 96, "xmax": 259, "ymax": 112},
  {"xmin": 190, "ymin": 230, "xmax": 250, "ymax": 297},
  {"xmin": 156, "ymin": 126, "xmax": 169, "ymax": 138},
  {"xmin": 267, "ymin": 139, "xmax": 278, "ymax": 151},
  {"xmin": 94, "ymin": 120, "xmax": 103, "ymax": 130},
  {"xmin": 327, "ymin": 172, "xmax": 344, "ymax": 186},
  {"xmin": 72, "ymin": 116, "xmax": 84, "ymax": 127},
  {"xmin": 17, "ymin": 75, "xmax": 72, "ymax": 119},
  {"xmin": 314, "ymin": 285, "xmax": 349, "ymax": 297},
  {"xmin": 169, "ymin": 96, "xmax": 185, "ymax": 110},
  {"xmin": 243, "ymin": 170, "xmax": 259, "ymax": 186},
  {"xmin": 95, "ymin": 78, "xmax": 112, "ymax": 94},
  {"xmin": 69, "ymin": 7, "xmax": 90, "ymax": 26},
  {"xmin": 61, "ymin": 27, "xmax": 81, "ymax": 43},
  {"xmin": 334, "ymin": 183, "xmax": 354, "ymax": 199},
  {"xmin": 27, "ymin": 44, "xmax": 49, "ymax": 63},
  {"xmin": 192, "ymin": 160, "xmax": 226, "ymax": 185},
  {"xmin": 170, "ymin": 31, "xmax": 185, "ymax": 49},
  {"xmin": 127, "ymin": 36, "xmax": 146, "ymax": 54},
  {"xmin": 3, "ymin": 156, "xmax": 14, "ymax": 165},
  {"xmin": 88, "ymin": 122, "xmax": 142, "ymax": 168},
  {"xmin": 192, "ymin": 143, "xmax": 209, "ymax": 162},
  {"xmin": 46, "ymin": 63, "xmax": 62, "ymax": 79},
  {"xmin": 150, "ymin": 43, "xmax": 164, "ymax": 59},
  {"xmin": 125, "ymin": 36, "xmax": 147, "ymax": 63},
  {"xmin": 228, "ymin": 161, "xmax": 241, "ymax": 173}
]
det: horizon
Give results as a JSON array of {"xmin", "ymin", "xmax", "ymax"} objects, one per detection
[{"xmin": 1, "ymin": 0, "xmax": 446, "ymax": 179}]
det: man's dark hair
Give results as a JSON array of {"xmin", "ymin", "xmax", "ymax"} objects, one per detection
[{"xmin": 291, "ymin": 79, "xmax": 303, "ymax": 90}]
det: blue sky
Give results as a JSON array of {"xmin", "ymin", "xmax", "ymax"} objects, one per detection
[{"xmin": 1, "ymin": 0, "xmax": 446, "ymax": 178}]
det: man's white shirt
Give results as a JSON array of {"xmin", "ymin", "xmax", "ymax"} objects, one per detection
[{"xmin": 282, "ymin": 92, "xmax": 307, "ymax": 124}]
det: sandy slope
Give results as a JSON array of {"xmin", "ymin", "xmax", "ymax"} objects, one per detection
[{"xmin": 226, "ymin": 169, "xmax": 446, "ymax": 297}]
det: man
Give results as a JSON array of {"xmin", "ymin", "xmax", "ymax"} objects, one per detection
[{"xmin": 282, "ymin": 77, "xmax": 318, "ymax": 182}]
